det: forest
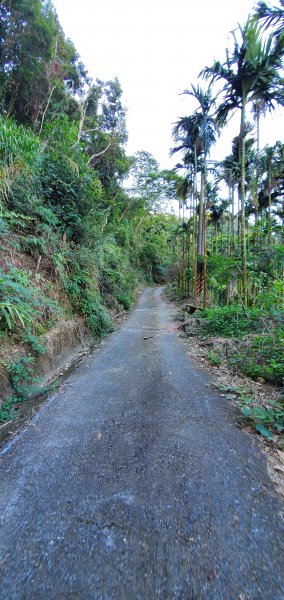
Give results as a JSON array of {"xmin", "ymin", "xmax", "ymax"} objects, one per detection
[{"xmin": 0, "ymin": 0, "xmax": 283, "ymax": 439}]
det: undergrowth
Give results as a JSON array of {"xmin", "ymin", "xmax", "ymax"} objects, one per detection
[
  {"xmin": 190, "ymin": 305, "xmax": 284, "ymax": 385},
  {"xmin": 240, "ymin": 399, "xmax": 284, "ymax": 440},
  {"xmin": 193, "ymin": 305, "xmax": 267, "ymax": 338},
  {"xmin": 0, "ymin": 354, "xmax": 40, "ymax": 422},
  {"xmin": 215, "ymin": 383, "xmax": 284, "ymax": 443}
]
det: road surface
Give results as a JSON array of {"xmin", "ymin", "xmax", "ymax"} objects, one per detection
[{"xmin": 0, "ymin": 287, "xmax": 283, "ymax": 599}]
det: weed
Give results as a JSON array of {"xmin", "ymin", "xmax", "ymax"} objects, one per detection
[
  {"xmin": 116, "ymin": 293, "xmax": 133, "ymax": 311},
  {"xmin": 22, "ymin": 328, "xmax": 46, "ymax": 355},
  {"xmin": 7, "ymin": 354, "xmax": 38, "ymax": 398},
  {"xmin": 0, "ymin": 270, "xmax": 62, "ymax": 334},
  {"xmin": 227, "ymin": 328, "xmax": 284, "ymax": 384},
  {"xmin": 0, "ymin": 354, "xmax": 40, "ymax": 422},
  {"xmin": 193, "ymin": 305, "xmax": 263, "ymax": 338},
  {"xmin": 0, "ymin": 273, "xmax": 34, "ymax": 330},
  {"xmin": 207, "ymin": 350, "xmax": 222, "ymax": 366},
  {"xmin": 239, "ymin": 399, "xmax": 284, "ymax": 440},
  {"xmin": 20, "ymin": 235, "xmax": 47, "ymax": 257}
]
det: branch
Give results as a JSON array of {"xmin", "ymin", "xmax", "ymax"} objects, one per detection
[
  {"xmin": 39, "ymin": 84, "xmax": 56, "ymax": 135},
  {"xmin": 87, "ymin": 139, "xmax": 115, "ymax": 164}
]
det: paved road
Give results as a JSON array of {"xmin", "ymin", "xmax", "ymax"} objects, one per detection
[{"xmin": 0, "ymin": 288, "xmax": 283, "ymax": 599}]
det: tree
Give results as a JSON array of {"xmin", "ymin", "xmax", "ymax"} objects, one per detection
[
  {"xmin": 171, "ymin": 85, "xmax": 217, "ymax": 304},
  {"xmin": 171, "ymin": 113, "xmax": 203, "ymax": 297},
  {"xmin": 128, "ymin": 151, "xmax": 181, "ymax": 214},
  {"xmin": 255, "ymin": 1, "xmax": 284, "ymax": 35},
  {"xmin": 184, "ymin": 86, "xmax": 217, "ymax": 305},
  {"xmin": 202, "ymin": 17, "xmax": 284, "ymax": 304},
  {"xmin": 258, "ymin": 141, "xmax": 284, "ymax": 233},
  {"xmin": 0, "ymin": 0, "xmax": 87, "ymax": 127}
]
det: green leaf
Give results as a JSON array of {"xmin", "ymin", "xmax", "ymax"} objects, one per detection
[
  {"xmin": 255, "ymin": 423, "xmax": 273, "ymax": 439},
  {"xmin": 1, "ymin": 305, "xmax": 12, "ymax": 329},
  {"xmin": 242, "ymin": 407, "xmax": 251, "ymax": 417}
]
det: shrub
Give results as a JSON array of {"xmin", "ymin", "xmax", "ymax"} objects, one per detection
[
  {"xmin": 230, "ymin": 328, "xmax": 284, "ymax": 384},
  {"xmin": 22, "ymin": 328, "xmax": 47, "ymax": 355},
  {"xmin": 0, "ymin": 269, "xmax": 61, "ymax": 333},
  {"xmin": 194, "ymin": 305, "xmax": 263, "ymax": 338},
  {"xmin": 240, "ymin": 399, "xmax": 284, "ymax": 439},
  {"xmin": 0, "ymin": 273, "xmax": 35, "ymax": 330},
  {"xmin": 0, "ymin": 354, "xmax": 41, "ymax": 422}
]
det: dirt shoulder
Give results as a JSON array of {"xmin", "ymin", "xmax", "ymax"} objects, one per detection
[{"xmin": 178, "ymin": 323, "xmax": 284, "ymax": 499}]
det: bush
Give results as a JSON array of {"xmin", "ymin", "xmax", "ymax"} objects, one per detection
[
  {"xmin": 0, "ymin": 273, "xmax": 36, "ymax": 330},
  {"xmin": 0, "ymin": 354, "xmax": 42, "ymax": 422},
  {"xmin": 240, "ymin": 399, "xmax": 284, "ymax": 439},
  {"xmin": 230, "ymin": 328, "xmax": 284, "ymax": 384},
  {"xmin": 194, "ymin": 305, "xmax": 264, "ymax": 338},
  {"xmin": 22, "ymin": 328, "xmax": 46, "ymax": 355},
  {"xmin": 0, "ymin": 269, "xmax": 61, "ymax": 333},
  {"xmin": 64, "ymin": 267, "xmax": 113, "ymax": 336}
]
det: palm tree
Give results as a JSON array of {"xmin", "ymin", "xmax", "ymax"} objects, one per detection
[
  {"xmin": 183, "ymin": 87, "xmax": 216, "ymax": 250},
  {"xmin": 251, "ymin": 65, "xmax": 284, "ymax": 227},
  {"xmin": 202, "ymin": 17, "xmax": 284, "ymax": 304},
  {"xmin": 255, "ymin": 1, "xmax": 284, "ymax": 35},
  {"xmin": 171, "ymin": 114, "xmax": 203, "ymax": 298},
  {"xmin": 218, "ymin": 156, "xmax": 238, "ymax": 252},
  {"xmin": 172, "ymin": 85, "xmax": 217, "ymax": 305},
  {"xmin": 258, "ymin": 141, "xmax": 284, "ymax": 239}
]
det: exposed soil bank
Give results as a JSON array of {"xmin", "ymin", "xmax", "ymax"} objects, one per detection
[{"xmin": 0, "ymin": 318, "xmax": 93, "ymax": 445}]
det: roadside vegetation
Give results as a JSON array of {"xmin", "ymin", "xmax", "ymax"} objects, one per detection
[
  {"xmin": 169, "ymin": 1, "xmax": 284, "ymax": 444},
  {"xmin": 0, "ymin": 1, "xmax": 283, "ymax": 443},
  {"xmin": 0, "ymin": 0, "xmax": 180, "ymax": 422}
]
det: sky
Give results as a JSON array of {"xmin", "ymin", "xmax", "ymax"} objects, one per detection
[{"xmin": 52, "ymin": 0, "xmax": 283, "ymax": 169}]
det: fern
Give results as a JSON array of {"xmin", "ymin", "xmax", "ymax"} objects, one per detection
[{"xmin": 0, "ymin": 301, "xmax": 32, "ymax": 329}]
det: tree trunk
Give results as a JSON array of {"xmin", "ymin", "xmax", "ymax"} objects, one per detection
[
  {"xmin": 231, "ymin": 184, "xmax": 235, "ymax": 250},
  {"xmin": 77, "ymin": 95, "xmax": 88, "ymax": 143},
  {"xmin": 196, "ymin": 170, "xmax": 204, "ymax": 300},
  {"xmin": 268, "ymin": 163, "xmax": 272, "ymax": 242},
  {"xmin": 192, "ymin": 147, "xmax": 198, "ymax": 301},
  {"xmin": 202, "ymin": 155, "xmax": 207, "ymax": 308},
  {"xmin": 181, "ymin": 201, "xmax": 185, "ymax": 295},
  {"xmin": 254, "ymin": 102, "xmax": 260, "ymax": 236},
  {"xmin": 197, "ymin": 171, "xmax": 204, "ymax": 256},
  {"xmin": 240, "ymin": 102, "xmax": 247, "ymax": 305}
]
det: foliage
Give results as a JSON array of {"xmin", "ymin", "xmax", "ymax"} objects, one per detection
[
  {"xmin": 7, "ymin": 354, "xmax": 37, "ymax": 398},
  {"xmin": 0, "ymin": 273, "xmax": 36, "ymax": 330},
  {"xmin": 22, "ymin": 328, "xmax": 47, "ymax": 355},
  {"xmin": 63, "ymin": 247, "xmax": 114, "ymax": 335},
  {"xmin": 229, "ymin": 327, "xmax": 284, "ymax": 384},
  {"xmin": 128, "ymin": 150, "xmax": 182, "ymax": 213},
  {"xmin": 0, "ymin": 354, "xmax": 40, "ymax": 422},
  {"xmin": 0, "ymin": 0, "xmax": 87, "ymax": 126},
  {"xmin": 193, "ymin": 305, "xmax": 264, "ymax": 338},
  {"xmin": 0, "ymin": 269, "xmax": 61, "ymax": 333},
  {"xmin": 240, "ymin": 398, "xmax": 284, "ymax": 439}
]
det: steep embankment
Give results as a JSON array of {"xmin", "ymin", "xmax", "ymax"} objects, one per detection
[{"xmin": 0, "ymin": 219, "xmax": 144, "ymax": 425}]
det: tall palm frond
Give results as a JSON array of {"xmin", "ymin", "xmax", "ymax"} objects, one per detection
[{"xmin": 255, "ymin": 1, "xmax": 284, "ymax": 35}]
